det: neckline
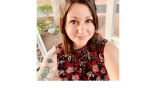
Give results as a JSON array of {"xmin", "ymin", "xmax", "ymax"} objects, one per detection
[{"xmin": 74, "ymin": 44, "xmax": 87, "ymax": 52}]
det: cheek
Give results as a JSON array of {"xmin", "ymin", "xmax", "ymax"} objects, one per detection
[
  {"xmin": 87, "ymin": 24, "xmax": 95, "ymax": 35},
  {"xmin": 65, "ymin": 25, "xmax": 76, "ymax": 37}
]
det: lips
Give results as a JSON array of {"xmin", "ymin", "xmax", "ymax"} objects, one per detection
[{"xmin": 77, "ymin": 35, "xmax": 87, "ymax": 40}]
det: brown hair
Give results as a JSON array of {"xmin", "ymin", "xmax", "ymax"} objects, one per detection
[{"xmin": 59, "ymin": 0, "xmax": 102, "ymax": 55}]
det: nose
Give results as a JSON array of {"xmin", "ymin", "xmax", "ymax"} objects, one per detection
[{"xmin": 78, "ymin": 23, "xmax": 86, "ymax": 34}]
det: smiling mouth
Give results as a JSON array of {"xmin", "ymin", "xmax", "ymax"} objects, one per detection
[{"xmin": 77, "ymin": 36, "xmax": 87, "ymax": 40}]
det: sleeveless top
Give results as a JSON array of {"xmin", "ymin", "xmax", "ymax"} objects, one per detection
[{"xmin": 55, "ymin": 39, "xmax": 109, "ymax": 81}]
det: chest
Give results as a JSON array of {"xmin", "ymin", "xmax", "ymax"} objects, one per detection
[{"xmin": 57, "ymin": 50, "xmax": 109, "ymax": 81}]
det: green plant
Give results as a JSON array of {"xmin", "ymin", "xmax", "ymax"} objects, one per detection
[
  {"xmin": 43, "ymin": 25, "xmax": 54, "ymax": 32},
  {"xmin": 43, "ymin": 20, "xmax": 52, "ymax": 25},
  {"xmin": 37, "ymin": 21, "xmax": 45, "ymax": 28},
  {"xmin": 37, "ymin": 3, "xmax": 52, "ymax": 16},
  {"xmin": 53, "ymin": 28, "xmax": 61, "ymax": 35},
  {"xmin": 37, "ymin": 26, "xmax": 42, "ymax": 35}
]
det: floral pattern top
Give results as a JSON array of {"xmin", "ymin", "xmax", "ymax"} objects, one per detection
[{"xmin": 55, "ymin": 39, "xmax": 109, "ymax": 81}]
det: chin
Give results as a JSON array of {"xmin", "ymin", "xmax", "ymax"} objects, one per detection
[
  {"xmin": 74, "ymin": 39, "xmax": 88, "ymax": 48},
  {"xmin": 76, "ymin": 41, "xmax": 87, "ymax": 46}
]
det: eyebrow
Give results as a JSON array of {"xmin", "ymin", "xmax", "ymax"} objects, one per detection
[{"xmin": 69, "ymin": 15, "xmax": 92, "ymax": 19}]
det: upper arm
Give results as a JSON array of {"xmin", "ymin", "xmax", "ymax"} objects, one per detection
[
  {"xmin": 104, "ymin": 41, "xmax": 119, "ymax": 81},
  {"xmin": 37, "ymin": 46, "xmax": 58, "ymax": 81}
]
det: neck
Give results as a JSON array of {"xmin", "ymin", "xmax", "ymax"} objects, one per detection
[{"xmin": 73, "ymin": 44, "xmax": 86, "ymax": 50}]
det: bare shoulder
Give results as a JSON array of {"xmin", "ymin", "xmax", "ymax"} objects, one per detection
[
  {"xmin": 103, "ymin": 40, "xmax": 119, "ymax": 81},
  {"xmin": 104, "ymin": 40, "xmax": 119, "ymax": 56}
]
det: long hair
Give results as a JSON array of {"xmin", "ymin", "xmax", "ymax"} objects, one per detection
[{"xmin": 59, "ymin": 0, "xmax": 102, "ymax": 55}]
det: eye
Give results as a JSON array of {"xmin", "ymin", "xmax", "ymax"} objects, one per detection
[
  {"xmin": 86, "ymin": 19, "xmax": 92, "ymax": 23},
  {"xmin": 70, "ymin": 20, "xmax": 78, "ymax": 24}
]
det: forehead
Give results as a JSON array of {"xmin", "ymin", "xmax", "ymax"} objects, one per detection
[{"xmin": 67, "ymin": 3, "xmax": 92, "ymax": 18}]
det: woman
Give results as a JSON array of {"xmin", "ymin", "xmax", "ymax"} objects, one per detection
[{"xmin": 37, "ymin": 0, "xmax": 119, "ymax": 81}]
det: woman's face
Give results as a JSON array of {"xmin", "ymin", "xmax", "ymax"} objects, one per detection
[{"xmin": 65, "ymin": 3, "xmax": 95, "ymax": 49}]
